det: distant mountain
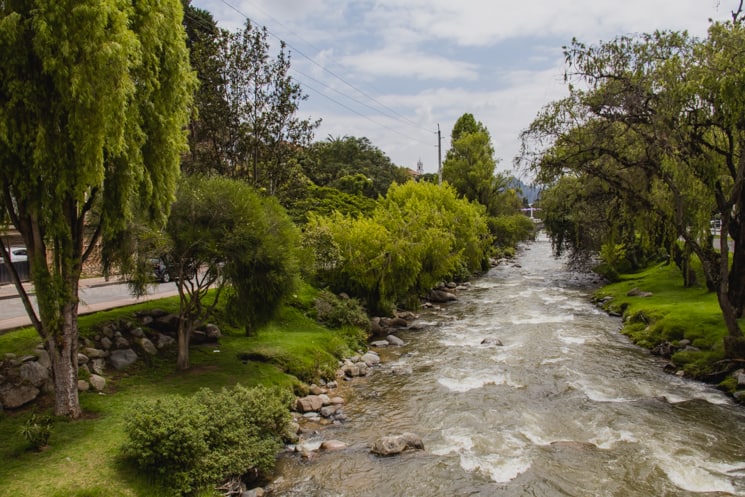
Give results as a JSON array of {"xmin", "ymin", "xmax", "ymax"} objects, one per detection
[{"xmin": 509, "ymin": 177, "xmax": 541, "ymax": 205}]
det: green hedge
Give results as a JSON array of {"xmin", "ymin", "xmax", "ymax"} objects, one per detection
[{"xmin": 122, "ymin": 384, "xmax": 293, "ymax": 496}]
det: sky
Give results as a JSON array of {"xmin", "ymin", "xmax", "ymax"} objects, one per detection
[{"xmin": 189, "ymin": 0, "xmax": 733, "ymax": 179}]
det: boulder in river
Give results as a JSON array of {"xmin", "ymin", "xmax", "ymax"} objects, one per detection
[{"xmin": 371, "ymin": 432, "xmax": 424, "ymax": 456}]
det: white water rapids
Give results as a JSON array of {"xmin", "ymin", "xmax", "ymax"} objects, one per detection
[{"xmin": 272, "ymin": 235, "xmax": 745, "ymax": 497}]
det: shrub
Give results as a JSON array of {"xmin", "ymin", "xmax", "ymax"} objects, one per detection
[
  {"xmin": 313, "ymin": 290, "xmax": 371, "ymax": 333},
  {"xmin": 21, "ymin": 413, "xmax": 53, "ymax": 450},
  {"xmin": 122, "ymin": 385, "xmax": 293, "ymax": 496}
]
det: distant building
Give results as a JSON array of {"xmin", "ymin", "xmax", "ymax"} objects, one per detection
[{"xmin": 405, "ymin": 159, "xmax": 424, "ymax": 181}]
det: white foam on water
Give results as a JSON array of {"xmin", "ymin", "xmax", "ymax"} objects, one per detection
[
  {"xmin": 431, "ymin": 429, "xmax": 475, "ymax": 456},
  {"xmin": 540, "ymin": 294, "xmax": 569, "ymax": 304},
  {"xmin": 556, "ymin": 333, "xmax": 587, "ymax": 345},
  {"xmin": 435, "ymin": 428, "xmax": 532, "ymax": 483},
  {"xmin": 669, "ymin": 381, "xmax": 733, "ymax": 406},
  {"xmin": 588, "ymin": 427, "xmax": 638, "ymax": 449},
  {"xmin": 648, "ymin": 440, "xmax": 740, "ymax": 494},
  {"xmin": 437, "ymin": 371, "xmax": 522, "ymax": 392},
  {"xmin": 459, "ymin": 452, "xmax": 532, "ymax": 483},
  {"xmin": 569, "ymin": 376, "xmax": 634, "ymax": 403},
  {"xmin": 437, "ymin": 333, "xmax": 510, "ymax": 350},
  {"xmin": 540, "ymin": 356, "xmax": 566, "ymax": 365},
  {"xmin": 511, "ymin": 313, "xmax": 575, "ymax": 325}
]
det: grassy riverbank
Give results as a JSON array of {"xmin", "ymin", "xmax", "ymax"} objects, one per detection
[
  {"xmin": 594, "ymin": 261, "xmax": 731, "ymax": 380},
  {"xmin": 0, "ymin": 286, "xmax": 365, "ymax": 497}
]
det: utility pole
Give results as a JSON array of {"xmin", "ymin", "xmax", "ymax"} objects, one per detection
[{"xmin": 437, "ymin": 123, "xmax": 442, "ymax": 186}]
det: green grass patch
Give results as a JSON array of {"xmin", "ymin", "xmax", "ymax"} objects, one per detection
[
  {"xmin": 0, "ymin": 288, "xmax": 362, "ymax": 497},
  {"xmin": 595, "ymin": 262, "xmax": 729, "ymax": 376}
]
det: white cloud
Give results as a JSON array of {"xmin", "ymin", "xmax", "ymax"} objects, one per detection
[
  {"xmin": 339, "ymin": 47, "xmax": 480, "ymax": 81},
  {"xmin": 192, "ymin": 0, "xmax": 732, "ymax": 176}
]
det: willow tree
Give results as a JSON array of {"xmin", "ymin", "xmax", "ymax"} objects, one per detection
[
  {"xmin": 0, "ymin": 0, "xmax": 195, "ymax": 417},
  {"xmin": 519, "ymin": 19, "xmax": 745, "ymax": 358}
]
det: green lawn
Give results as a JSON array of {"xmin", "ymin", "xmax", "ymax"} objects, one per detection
[
  {"xmin": 0, "ymin": 290, "xmax": 363, "ymax": 497},
  {"xmin": 595, "ymin": 261, "xmax": 730, "ymax": 377}
]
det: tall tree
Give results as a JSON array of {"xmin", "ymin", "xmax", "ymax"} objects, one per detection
[
  {"xmin": 442, "ymin": 114, "xmax": 498, "ymax": 210},
  {"xmin": 164, "ymin": 176, "xmax": 300, "ymax": 370},
  {"xmin": 223, "ymin": 21, "xmax": 320, "ymax": 194},
  {"xmin": 181, "ymin": 0, "xmax": 232, "ymax": 176},
  {"xmin": 443, "ymin": 114, "xmax": 525, "ymax": 228},
  {"xmin": 520, "ymin": 21, "xmax": 745, "ymax": 357},
  {"xmin": 0, "ymin": 0, "xmax": 195, "ymax": 417},
  {"xmin": 301, "ymin": 135, "xmax": 410, "ymax": 199}
]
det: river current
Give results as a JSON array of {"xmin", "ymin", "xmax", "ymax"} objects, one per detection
[{"xmin": 272, "ymin": 235, "xmax": 745, "ymax": 497}]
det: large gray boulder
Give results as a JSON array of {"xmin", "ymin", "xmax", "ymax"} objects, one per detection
[
  {"xmin": 19, "ymin": 361, "xmax": 49, "ymax": 387},
  {"xmin": 0, "ymin": 384, "xmax": 40, "ymax": 409},
  {"xmin": 429, "ymin": 289, "xmax": 457, "ymax": 303},
  {"xmin": 89, "ymin": 374, "xmax": 106, "ymax": 392},
  {"xmin": 138, "ymin": 338, "xmax": 158, "ymax": 356},
  {"xmin": 361, "ymin": 352, "xmax": 380, "ymax": 366},
  {"xmin": 109, "ymin": 349, "xmax": 138, "ymax": 370}
]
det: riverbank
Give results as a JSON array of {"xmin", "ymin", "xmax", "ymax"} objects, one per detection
[
  {"xmin": 593, "ymin": 260, "xmax": 745, "ymax": 399},
  {"xmin": 0, "ymin": 285, "xmax": 369, "ymax": 497},
  {"xmin": 265, "ymin": 238, "xmax": 745, "ymax": 496}
]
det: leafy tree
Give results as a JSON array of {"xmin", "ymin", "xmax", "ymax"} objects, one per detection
[
  {"xmin": 443, "ymin": 114, "xmax": 533, "ymax": 245},
  {"xmin": 164, "ymin": 176, "xmax": 300, "ymax": 369},
  {"xmin": 519, "ymin": 20, "xmax": 745, "ymax": 357},
  {"xmin": 283, "ymin": 184, "xmax": 377, "ymax": 226},
  {"xmin": 302, "ymin": 135, "xmax": 410, "ymax": 199},
  {"xmin": 222, "ymin": 21, "xmax": 320, "ymax": 194},
  {"xmin": 181, "ymin": 0, "xmax": 232, "ymax": 176},
  {"xmin": 442, "ymin": 119, "xmax": 499, "ymax": 210},
  {"xmin": 305, "ymin": 181, "xmax": 491, "ymax": 313},
  {"xmin": 0, "ymin": 0, "xmax": 195, "ymax": 417}
]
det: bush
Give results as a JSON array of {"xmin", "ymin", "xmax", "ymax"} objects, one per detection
[
  {"xmin": 313, "ymin": 290, "xmax": 371, "ymax": 333},
  {"xmin": 122, "ymin": 385, "xmax": 293, "ymax": 496},
  {"xmin": 21, "ymin": 413, "xmax": 53, "ymax": 450}
]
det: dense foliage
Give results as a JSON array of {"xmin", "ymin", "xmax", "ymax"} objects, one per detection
[
  {"xmin": 302, "ymin": 136, "xmax": 410, "ymax": 199},
  {"xmin": 304, "ymin": 181, "xmax": 491, "ymax": 314},
  {"xmin": 123, "ymin": 384, "xmax": 293, "ymax": 496},
  {"xmin": 0, "ymin": 0, "xmax": 195, "ymax": 417},
  {"xmin": 519, "ymin": 17, "xmax": 745, "ymax": 357},
  {"xmin": 164, "ymin": 176, "xmax": 300, "ymax": 369},
  {"xmin": 181, "ymin": 6, "xmax": 320, "ymax": 195}
]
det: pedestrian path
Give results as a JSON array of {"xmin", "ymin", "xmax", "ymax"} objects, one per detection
[{"xmin": 0, "ymin": 277, "xmax": 180, "ymax": 332}]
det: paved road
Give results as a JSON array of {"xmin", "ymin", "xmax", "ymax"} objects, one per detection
[{"xmin": 0, "ymin": 278, "xmax": 180, "ymax": 332}]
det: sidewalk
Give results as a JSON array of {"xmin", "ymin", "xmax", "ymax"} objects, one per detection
[
  {"xmin": 0, "ymin": 275, "xmax": 123, "ymax": 300},
  {"xmin": 0, "ymin": 277, "xmax": 180, "ymax": 332}
]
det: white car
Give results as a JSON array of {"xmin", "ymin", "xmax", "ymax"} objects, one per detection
[{"xmin": 0, "ymin": 246, "xmax": 28, "ymax": 263}]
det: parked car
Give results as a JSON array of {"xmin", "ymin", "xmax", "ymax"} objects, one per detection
[
  {"xmin": 150, "ymin": 256, "xmax": 197, "ymax": 283},
  {"xmin": 0, "ymin": 246, "xmax": 28, "ymax": 263}
]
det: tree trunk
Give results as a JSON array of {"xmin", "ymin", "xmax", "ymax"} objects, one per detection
[
  {"xmin": 48, "ymin": 302, "xmax": 82, "ymax": 418},
  {"xmin": 728, "ymin": 226, "xmax": 745, "ymax": 318},
  {"xmin": 715, "ymin": 214, "xmax": 745, "ymax": 358},
  {"xmin": 177, "ymin": 319, "xmax": 191, "ymax": 370}
]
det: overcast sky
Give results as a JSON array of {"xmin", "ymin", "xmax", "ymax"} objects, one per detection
[{"xmin": 190, "ymin": 0, "xmax": 732, "ymax": 179}]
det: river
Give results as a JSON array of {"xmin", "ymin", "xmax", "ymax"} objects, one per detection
[{"xmin": 271, "ymin": 234, "xmax": 745, "ymax": 496}]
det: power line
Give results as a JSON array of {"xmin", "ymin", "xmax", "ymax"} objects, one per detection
[
  {"xmin": 216, "ymin": 0, "xmax": 432, "ymax": 135},
  {"xmin": 300, "ymin": 79, "xmax": 433, "ymax": 147}
]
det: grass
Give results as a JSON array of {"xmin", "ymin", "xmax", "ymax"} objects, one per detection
[
  {"xmin": 0, "ymin": 285, "xmax": 363, "ymax": 497},
  {"xmin": 595, "ymin": 261, "xmax": 730, "ymax": 377}
]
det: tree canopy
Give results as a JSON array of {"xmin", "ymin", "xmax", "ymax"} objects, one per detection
[
  {"xmin": 519, "ymin": 19, "xmax": 745, "ymax": 358},
  {"xmin": 165, "ymin": 176, "xmax": 300, "ymax": 369},
  {"xmin": 0, "ymin": 0, "xmax": 195, "ymax": 416}
]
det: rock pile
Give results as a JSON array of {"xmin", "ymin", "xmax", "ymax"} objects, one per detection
[{"xmin": 0, "ymin": 310, "xmax": 220, "ymax": 411}]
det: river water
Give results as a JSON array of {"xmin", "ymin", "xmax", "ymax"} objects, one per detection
[{"xmin": 272, "ymin": 235, "xmax": 745, "ymax": 497}]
